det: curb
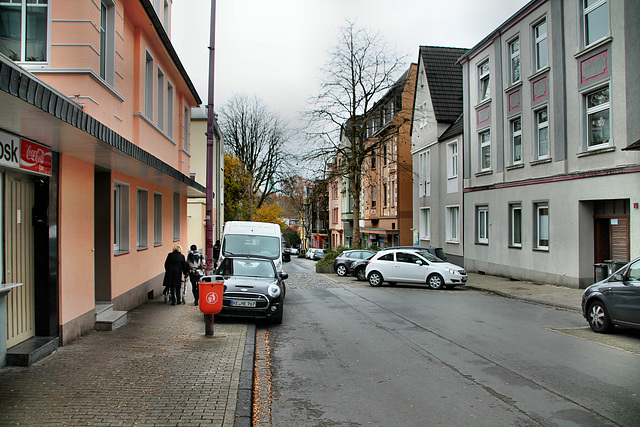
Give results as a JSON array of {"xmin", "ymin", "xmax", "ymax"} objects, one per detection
[
  {"xmin": 463, "ymin": 285, "xmax": 581, "ymax": 313},
  {"xmin": 235, "ymin": 323, "xmax": 256, "ymax": 427}
]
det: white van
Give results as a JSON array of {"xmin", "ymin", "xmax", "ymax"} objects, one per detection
[{"xmin": 220, "ymin": 221, "xmax": 283, "ymax": 272}]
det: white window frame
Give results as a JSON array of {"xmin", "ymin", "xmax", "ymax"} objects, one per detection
[
  {"xmin": 173, "ymin": 192, "xmax": 180, "ymax": 241},
  {"xmin": 447, "ymin": 141, "xmax": 458, "ymax": 179},
  {"xmin": 508, "ymin": 36, "xmax": 520, "ymax": 85},
  {"xmin": 0, "ymin": 0, "xmax": 48, "ymax": 63},
  {"xmin": 510, "ymin": 203, "xmax": 522, "ymax": 248},
  {"xmin": 157, "ymin": 67, "xmax": 165, "ymax": 130},
  {"xmin": 585, "ymin": 85, "xmax": 611, "ymax": 149},
  {"xmin": 144, "ymin": 51, "xmax": 154, "ymax": 119},
  {"xmin": 153, "ymin": 192, "xmax": 162, "ymax": 246},
  {"xmin": 477, "ymin": 206, "xmax": 489, "ymax": 244},
  {"xmin": 167, "ymin": 81, "xmax": 174, "ymax": 138},
  {"xmin": 535, "ymin": 203, "xmax": 549, "ymax": 250},
  {"xmin": 418, "ymin": 150, "xmax": 430, "ymax": 197},
  {"xmin": 113, "ymin": 182, "xmax": 130, "ymax": 253},
  {"xmin": 371, "ymin": 185, "xmax": 377, "ymax": 208},
  {"xmin": 183, "ymin": 105, "xmax": 190, "ymax": 152},
  {"xmin": 533, "ymin": 19, "xmax": 548, "ymax": 71},
  {"xmin": 446, "ymin": 205, "xmax": 459, "ymax": 243},
  {"xmin": 535, "ymin": 107, "xmax": 549, "ymax": 159},
  {"xmin": 99, "ymin": 0, "xmax": 115, "ymax": 85},
  {"xmin": 390, "ymin": 180, "xmax": 395, "ymax": 208},
  {"xmin": 511, "ymin": 117, "xmax": 523, "ymax": 164},
  {"xmin": 479, "ymin": 131, "xmax": 491, "ymax": 171},
  {"xmin": 137, "ymin": 188, "xmax": 148, "ymax": 250},
  {"xmin": 478, "ymin": 59, "xmax": 490, "ymax": 102},
  {"xmin": 419, "ymin": 207, "xmax": 430, "ymax": 241},
  {"xmin": 583, "ymin": 0, "xmax": 608, "ymax": 48}
]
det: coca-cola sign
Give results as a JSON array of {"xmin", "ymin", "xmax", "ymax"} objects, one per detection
[{"xmin": 20, "ymin": 139, "xmax": 52, "ymax": 176}]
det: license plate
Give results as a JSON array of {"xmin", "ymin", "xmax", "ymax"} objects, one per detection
[{"xmin": 231, "ymin": 300, "xmax": 256, "ymax": 307}]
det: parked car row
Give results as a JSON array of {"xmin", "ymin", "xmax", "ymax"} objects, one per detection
[{"xmin": 305, "ymin": 248, "xmax": 327, "ymax": 260}]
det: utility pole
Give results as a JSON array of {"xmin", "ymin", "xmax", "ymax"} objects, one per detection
[{"xmin": 204, "ymin": 0, "xmax": 217, "ymax": 336}]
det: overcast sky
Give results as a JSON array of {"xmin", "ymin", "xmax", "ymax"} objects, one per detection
[{"xmin": 171, "ymin": 0, "xmax": 530, "ymax": 122}]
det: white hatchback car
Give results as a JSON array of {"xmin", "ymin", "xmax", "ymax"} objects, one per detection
[{"xmin": 365, "ymin": 248, "xmax": 467, "ymax": 289}]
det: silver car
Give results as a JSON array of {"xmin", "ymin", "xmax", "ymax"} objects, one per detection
[{"xmin": 365, "ymin": 248, "xmax": 467, "ymax": 290}]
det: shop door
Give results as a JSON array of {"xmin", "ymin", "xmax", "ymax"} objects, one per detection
[{"xmin": 4, "ymin": 170, "xmax": 35, "ymax": 348}]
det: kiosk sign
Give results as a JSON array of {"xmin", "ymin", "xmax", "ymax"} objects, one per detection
[{"xmin": 0, "ymin": 129, "xmax": 52, "ymax": 176}]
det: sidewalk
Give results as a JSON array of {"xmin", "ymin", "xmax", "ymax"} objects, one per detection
[
  {"xmin": 465, "ymin": 272, "xmax": 584, "ymax": 312},
  {"xmin": 0, "ymin": 292, "xmax": 254, "ymax": 427}
]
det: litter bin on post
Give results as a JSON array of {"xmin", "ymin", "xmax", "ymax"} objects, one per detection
[
  {"xmin": 199, "ymin": 275, "xmax": 224, "ymax": 336},
  {"xmin": 594, "ymin": 263, "xmax": 609, "ymax": 283}
]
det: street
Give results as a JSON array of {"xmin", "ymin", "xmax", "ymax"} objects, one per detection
[{"xmin": 257, "ymin": 257, "xmax": 640, "ymax": 426}]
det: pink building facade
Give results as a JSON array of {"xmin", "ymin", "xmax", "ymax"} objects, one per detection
[{"xmin": 0, "ymin": 0, "xmax": 202, "ymax": 366}]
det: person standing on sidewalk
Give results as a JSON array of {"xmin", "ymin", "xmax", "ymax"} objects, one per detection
[
  {"xmin": 213, "ymin": 240, "xmax": 221, "ymax": 268},
  {"xmin": 163, "ymin": 245, "xmax": 189, "ymax": 305},
  {"xmin": 187, "ymin": 244, "xmax": 205, "ymax": 305}
]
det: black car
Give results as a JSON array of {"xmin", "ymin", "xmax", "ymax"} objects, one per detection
[
  {"xmin": 334, "ymin": 250, "xmax": 376, "ymax": 276},
  {"xmin": 582, "ymin": 257, "xmax": 640, "ymax": 333},
  {"xmin": 214, "ymin": 256, "xmax": 287, "ymax": 324},
  {"xmin": 350, "ymin": 257, "xmax": 372, "ymax": 281}
]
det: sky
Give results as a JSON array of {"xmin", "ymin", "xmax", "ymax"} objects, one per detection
[{"xmin": 171, "ymin": 0, "xmax": 531, "ymax": 127}]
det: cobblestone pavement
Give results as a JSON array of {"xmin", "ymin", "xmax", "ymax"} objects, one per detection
[{"xmin": 0, "ymin": 293, "xmax": 248, "ymax": 427}]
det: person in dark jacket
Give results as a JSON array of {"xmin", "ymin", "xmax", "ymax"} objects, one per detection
[
  {"xmin": 187, "ymin": 244, "xmax": 205, "ymax": 306},
  {"xmin": 212, "ymin": 240, "xmax": 221, "ymax": 268},
  {"xmin": 163, "ymin": 245, "xmax": 189, "ymax": 305}
]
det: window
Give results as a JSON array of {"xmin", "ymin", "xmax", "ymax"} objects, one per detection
[
  {"xmin": 586, "ymin": 86, "xmax": 610, "ymax": 148},
  {"xmin": 167, "ymin": 81, "xmax": 174, "ymax": 137},
  {"xmin": 534, "ymin": 19, "xmax": 548, "ymax": 71},
  {"xmin": 418, "ymin": 150, "xmax": 430, "ymax": 197},
  {"xmin": 478, "ymin": 59, "xmax": 490, "ymax": 101},
  {"xmin": 390, "ymin": 180, "xmax": 395, "ymax": 207},
  {"xmin": 479, "ymin": 131, "xmax": 491, "ymax": 171},
  {"xmin": 446, "ymin": 206, "xmax": 459, "ymax": 243},
  {"xmin": 383, "ymin": 183, "xmax": 387, "ymax": 207},
  {"xmin": 511, "ymin": 117, "xmax": 522, "ymax": 164},
  {"xmin": 114, "ymin": 182, "xmax": 130, "ymax": 253},
  {"xmin": 153, "ymin": 193, "xmax": 162, "ymax": 246},
  {"xmin": 137, "ymin": 189, "xmax": 148, "ymax": 249},
  {"xmin": 509, "ymin": 204, "xmax": 522, "ymax": 247},
  {"xmin": 535, "ymin": 203, "xmax": 549, "ymax": 250},
  {"xmin": 371, "ymin": 185, "xmax": 377, "ymax": 208},
  {"xmin": 583, "ymin": 0, "xmax": 608, "ymax": 47},
  {"xmin": 447, "ymin": 141, "xmax": 458, "ymax": 179},
  {"xmin": 145, "ymin": 51, "xmax": 154, "ymax": 119},
  {"xmin": 157, "ymin": 68, "xmax": 165, "ymax": 130},
  {"xmin": 419, "ymin": 207, "xmax": 430, "ymax": 240},
  {"xmin": 183, "ymin": 105, "xmax": 190, "ymax": 151},
  {"xmin": 535, "ymin": 107, "xmax": 549, "ymax": 159},
  {"xmin": 383, "ymin": 143, "xmax": 387, "ymax": 166},
  {"xmin": 371, "ymin": 148, "xmax": 376, "ymax": 169},
  {"xmin": 0, "ymin": 0, "xmax": 48, "ymax": 62},
  {"xmin": 99, "ymin": 1, "xmax": 115, "ymax": 84},
  {"xmin": 509, "ymin": 37, "xmax": 520, "ymax": 84},
  {"xmin": 173, "ymin": 192, "xmax": 180, "ymax": 241},
  {"xmin": 163, "ymin": 0, "xmax": 169, "ymax": 28},
  {"xmin": 477, "ymin": 206, "xmax": 489, "ymax": 244}
]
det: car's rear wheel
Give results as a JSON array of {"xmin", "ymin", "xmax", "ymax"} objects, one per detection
[
  {"xmin": 336, "ymin": 264, "xmax": 347, "ymax": 276},
  {"xmin": 356, "ymin": 267, "xmax": 366, "ymax": 281},
  {"xmin": 427, "ymin": 274, "xmax": 444, "ymax": 290},
  {"xmin": 587, "ymin": 300, "xmax": 612, "ymax": 333},
  {"xmin": 368, "ymin": 271, "xmax": 383, "ymax": 287}
]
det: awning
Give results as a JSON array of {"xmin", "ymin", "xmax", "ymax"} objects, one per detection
[{"xmin": 0, "ymin": 55, "xmax": 205, "ymax": 197}]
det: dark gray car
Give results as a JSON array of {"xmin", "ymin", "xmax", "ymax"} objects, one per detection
[
  {"xmin": 334, "ymin": 250, "xmax": 376, "ymax": 276},
  {"xmin": 582, "ymin": 257, "xmax": 640, "ymax": 333}
]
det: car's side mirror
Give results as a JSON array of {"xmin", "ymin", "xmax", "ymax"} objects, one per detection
[
  {"xmin": 280, "ymin": 272, "xmax": 289, "ymax": 280},
  {"xmin": 416, "ymin": 260, "xmax": 423, "ymax": 266}
]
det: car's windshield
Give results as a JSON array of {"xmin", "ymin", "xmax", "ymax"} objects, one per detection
[
  {"xmin": 222, "ymin": 235, "xmax": 280, "ymax": 259},
  {"xmin": 216, "ymin": 258, "xmax": 275, "ymax": 278},
  {"xmin": 415, "ymin": 250, "xmax": 445, "ymax": 262}
]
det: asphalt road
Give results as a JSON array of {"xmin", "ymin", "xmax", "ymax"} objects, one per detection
[{"xmin": 258, "ymin": 257, "xmax": 640, "ymax": 426}]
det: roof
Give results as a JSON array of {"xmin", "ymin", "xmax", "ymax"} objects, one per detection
[
  {"xmin": 438, "ymin": 113, "xmax": 463, "ymax": 141},
  {"xmin": 419, "ymin": 46, "xmax": 468, "ymax": 123},
  {"xmin": 622, "ymin": 138, "xmax": 640, "ymax": 151}
]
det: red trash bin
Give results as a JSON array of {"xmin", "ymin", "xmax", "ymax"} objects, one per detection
[{"xmin": 199, "ymin": 276, "xmax": 224, "ymax": 314}]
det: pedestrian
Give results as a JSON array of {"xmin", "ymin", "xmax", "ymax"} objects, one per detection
[
  {"xmin": 187, "ymin": 244, "xmax": 206, "ymax": 306},
  {"xmin": 162, "ymin": 245, "xmax": 189, "ymax": 305},
  {"xmin": 213, "ymin": 240, "xmax": 221, "ymax": 268}
]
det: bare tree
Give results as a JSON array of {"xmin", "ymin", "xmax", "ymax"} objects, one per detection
[
  {"xmin": 305, "ymin": 21, "xmax": 406, "ymax": 248},
  {"xmin": 219, "ymin": 93, "xmax": 290, "ymax": 210}
]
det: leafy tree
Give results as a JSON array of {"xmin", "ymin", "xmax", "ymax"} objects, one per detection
[
  {"xmin": 219, "ymin": 93, "xmax": 290, "ymax": 212},
  {"xmin": 223, "ymin": 153, "xmax": 252, "ymax": 221},
  {"xmin": 283, "ymin": 226, "xmax": 301, "ymax": 247},
  {"xmin": 253, "ymin": 203, "xmax": 286, "ymax": 231},
  {"xmin": 304, "ymin": 21, "xmax": 406, "ymax": 249}
]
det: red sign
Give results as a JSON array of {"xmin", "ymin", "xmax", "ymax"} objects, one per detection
[{"xmin": 20, "ymin": 139, "xmax": 52, "ymax": 176}]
